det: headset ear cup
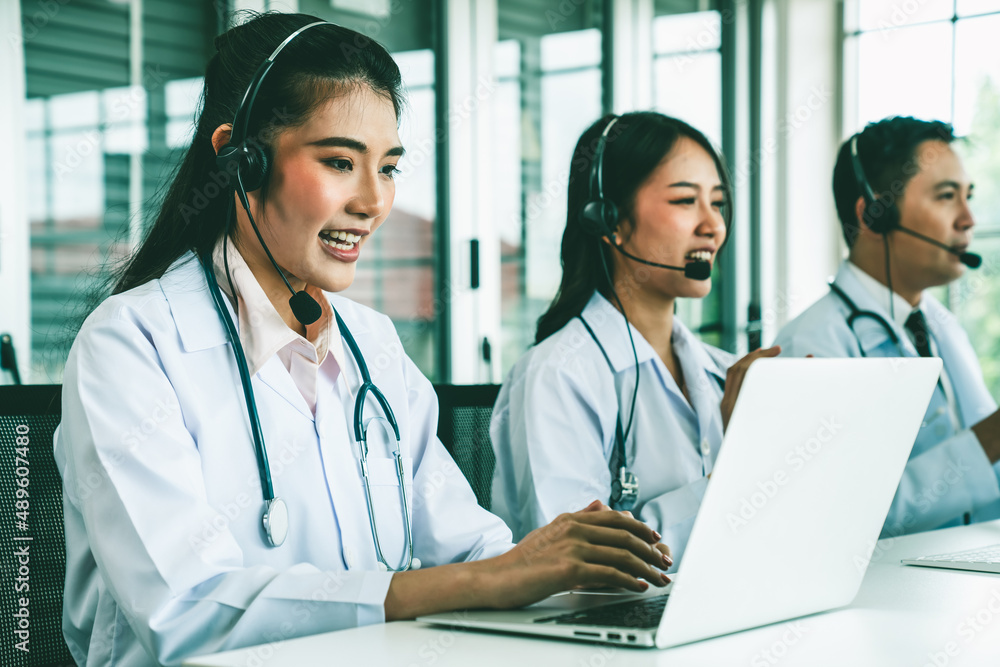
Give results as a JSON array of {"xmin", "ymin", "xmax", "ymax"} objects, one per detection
[
  {"xmin": 863, "ymin": 196, "xmax": 898, "ymax": 236},
  {"xmin": 216, "ymin": 143, "xmax": 241, "ymax": 179},
  {"xmin": 581, "ymin": 200, "xmax": 606, "ymax": 237},
  {"xmin": 580, "ymin": 199, "xmax": 619, "ymax": 239},
  {"xmin": 239, "ymin": 144, "xmax": 269, "ymax": 192}
]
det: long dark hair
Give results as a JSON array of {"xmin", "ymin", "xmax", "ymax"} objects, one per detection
[
  {"xmin": 534, "ymin": 112, "xmax": 734, "ymax": 344},
  {"xmin": 110, "ymin": 11, "xmax": 404, "ymax": 295}
]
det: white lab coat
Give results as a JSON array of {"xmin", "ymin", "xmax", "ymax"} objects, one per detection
[
  {"xmin": 55, "ymin": 252, "xmax": 513, "ymax": 667},
  {"xmin": 774, "ymin": 262, "xmax": 1000, "ymax": 537},
  {"xmin": 491, "ymin": 292, "xmax": 734, "ymax": 566}
]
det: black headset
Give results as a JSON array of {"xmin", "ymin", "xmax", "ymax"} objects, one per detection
[
  {"xmin": 214, "ymin": 20, "xmax": 335, "ymax": 327},
  {"xmin": 848, "ymin": 133, "xmax": 981, "ymax": 269},
  {"xmin": 215, "ymin": 21, "xmax": 334, "ymax": 192},
  {"xmin": 580, "ymin": 117, "xmax": 622, "ymax": 240},
  {"xmin": 849, "ymin": 134, "xmax": 899, "ymax": 236}
]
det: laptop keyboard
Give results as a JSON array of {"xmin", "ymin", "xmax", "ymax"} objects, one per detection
[
  {"xmin": 911, "ymin": 543, "xmax": 1000, "ymax": 565},
  {"xmin": 534, "ymin": 594, "xmax": 669, "ymax": 629}
]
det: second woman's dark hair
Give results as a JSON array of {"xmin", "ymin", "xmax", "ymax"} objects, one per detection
[
  {"xmin": 535, "ymin": 112, "xmax": 734, "ymax": 344},
  {"xmin": 110, "ymin": 11, "xmax": 405, "ymax": 295}
]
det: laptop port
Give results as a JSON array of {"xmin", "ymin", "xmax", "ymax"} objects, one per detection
[
  {"xmin": 607, "ymin": 633, "xmax": 621, "ymax": 641},
  {"xmin": 627, "ymin": 635, "xmax": 637, "ymax": 642},
  {"xmin": 573, "ymin": 631, "xmax": 601, "ymax": 638}
]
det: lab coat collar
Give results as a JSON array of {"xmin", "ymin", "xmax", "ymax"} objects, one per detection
[
  {"xmin": 159, "ymin": 251, "xmax": 357, "ymax": 371},
  {"xmin": 845, "ymin": 261, "xmax": 924, "ymax": 332},
  {"xmin": 830, "ymin": 261, "xmax": 919, "ymax": 356},
  {"xmin": 580, "ymin": 292, "xmax": 656, "ymax": 372},
  {"xmin": 209, "ymin": 240, "xmax": 345, "ymax": 378},
  {"xmin": 580, "ymin": 292, "xmax": 727, "ymax": 386},
  {"xmin": 159, "ymin": 252, "xmax": 231, "ymax": 352}
]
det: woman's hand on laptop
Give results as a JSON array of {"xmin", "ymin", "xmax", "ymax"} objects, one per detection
[
  {"xmin": 721, "ymin": 345, "xmax": 781, "ymax": 432},
  {"xmin": 582, "ymin": 501, "xmax": 672, "ymax": 562},
  {"xmin": 383, "ymin": 501, "xmax": 670, "ymax": 620},
  {"xmin": 485, "ymin": 500, "xmax": 673, "ymax": 610}
]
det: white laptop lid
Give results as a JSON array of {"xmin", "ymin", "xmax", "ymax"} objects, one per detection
[{"xmin": 657, "ymin": 357, "xmax": 941, "ymax": 648}]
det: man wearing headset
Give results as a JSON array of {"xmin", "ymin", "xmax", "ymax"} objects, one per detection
[{"xmin": 774, "ymin": 116, "xmax": 1000, "ymax": 538}]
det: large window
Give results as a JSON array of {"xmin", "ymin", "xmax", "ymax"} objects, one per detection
[
  {"xmin": 16, "ymin": 0, "xmax": 738, "ymax": 384},
  {"xmin": 495, "ymin": 0, "xmax": 733, "ymax": 374},
  {"xmin": 844, "ymin": 1, "xmax": 1000, "ymax": 394},
  {"xmin": 341, "ymin": 48, "xmax": 439, "ymax": 377},
  {"xmin": 23, "ymin": 0, "xmax": 216, "ymax": 381},
  {"xmin": 22, "ymin": 0, "xmax": 443, "ymax": 381},
  {"xmin": 652, "ymin": 3, "xmax": 725, "ymax": 348},
  {"xmin": 495, "ymin": 0, "xmax": 605, "ymax": 374}
]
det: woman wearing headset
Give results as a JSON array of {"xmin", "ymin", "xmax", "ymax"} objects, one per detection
[
  {"xmin": 491, "ymin": 112, "xmax": 779, "ymax": 566},
  {"xmin": 55, "ymin": 15, "xmax": 672, "ymax": 666}
]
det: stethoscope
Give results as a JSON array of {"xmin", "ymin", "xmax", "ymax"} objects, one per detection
[
  {"xmin": 198, "ymin": 253, "xmax": 416, "ymax": 572},
  {"xmin": 827, "ymin": 280, "xmax": 904, "ymax": 357},
  {"xmin": 829, "ymin": 277, "xmax": 948, "ymax": 405},
  {"xmin": 577, "ymin": 314, "xmax": 726, "ymax": 511}
]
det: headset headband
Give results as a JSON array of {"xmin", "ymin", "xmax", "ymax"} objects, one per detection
[
  {"xmin": 590, "ymin": 116, "xmax": 620, "ymax": 203},
  {"xmin": 228, "ymin": 21, "xmax": 333, "ymax": 146},
  {"xmin": 849, "ymin": 134, "xmax": 879, "ymax": 206}
]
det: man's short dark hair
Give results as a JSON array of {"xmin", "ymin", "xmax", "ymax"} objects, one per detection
[{"xmin": 832, "ymin": 116, "xmax": 956, "ymax": 247}]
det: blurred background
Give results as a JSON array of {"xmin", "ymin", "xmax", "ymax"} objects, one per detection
[{"xmin": 1, "ymin": 0, "xmax": 998, "ymax": 390}]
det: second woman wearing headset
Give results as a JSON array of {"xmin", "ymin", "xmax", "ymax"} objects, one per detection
[{"xmin": 492, "ymin": 112, "xmax": 780, "ymax": 566}]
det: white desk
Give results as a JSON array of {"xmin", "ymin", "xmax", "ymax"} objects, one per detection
[{"xmin": 185, "ymin": 520, "xmax": 1000, "ymax": 666}]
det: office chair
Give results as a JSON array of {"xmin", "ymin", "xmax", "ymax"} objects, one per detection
[
  {"xmin": 433, "ymin": 384, "xmax": 501, "ymax": 511},
  {"xmin": 0, "ymin": 385, "xmax": 74, "ymax": 666}
]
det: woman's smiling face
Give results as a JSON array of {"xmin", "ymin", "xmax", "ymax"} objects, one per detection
[
  {"xmin": 233, "ymin": 84, "xmax": 404, "ymax": 294},
  {"xmin": 613, "ymin": 136, "xmax": 727, "ymax": 301}
]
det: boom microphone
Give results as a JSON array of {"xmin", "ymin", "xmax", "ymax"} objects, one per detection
[
  {"xmin": 235, "ymin": 179, "xmax": 322, "ymax": 326},
  {"xmin": 894, "ymin": 227, "xmax": 982, "ymax": 269},
  {"xmin": 610, "ymin": 243, "xmax": 712, "ymax": 280}
]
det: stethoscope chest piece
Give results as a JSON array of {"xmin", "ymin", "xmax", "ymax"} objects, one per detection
[
  {"xmin": 262, "ymin": 497, "xmax": 289, "ymax": 547},
  {"xmin": 612, "ymin": 469, "xmax": 639, "ymax": 512}
]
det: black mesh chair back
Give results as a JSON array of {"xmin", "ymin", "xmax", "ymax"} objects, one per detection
[
  {"xmin": 0, "ymin": 385, "xmax": 74, "ymax": 666},
  {"xmin": 433, "ymin": 384, "xmax": 501, "ymax": 511}
]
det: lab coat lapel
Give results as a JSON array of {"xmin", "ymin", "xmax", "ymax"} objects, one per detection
[
  {"xmin": 256, "ymin": 357, "xmax": 313, "ymax": 421},
  {"xmin": 159, "ymin": 252, "xmax": 230, "ymax": 353},
  {"xmin": 922, "ymin": 298, "xmax": 997, "ymax": 428},
  {"xmin": 672, "ymin": 321, "xmax": 724, "ymax": 443}
]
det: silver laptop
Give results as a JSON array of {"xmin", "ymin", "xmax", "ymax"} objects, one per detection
[{"xmin": 420, "ymin": 358, "xmax": 941, "ymax": 648}]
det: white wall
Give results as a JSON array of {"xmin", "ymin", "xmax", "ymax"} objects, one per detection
[{"xmin": 0, "ymin": 1, "xmax": 30, "ymax": 383}]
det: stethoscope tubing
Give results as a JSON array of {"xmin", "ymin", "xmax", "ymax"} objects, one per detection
[
  {"xmin": 199, "ymin": 252, "xmax": 413, "ymax": 569},
  {"xmin": 828, "ymin": 280, "xmax": 903, "ymax": 357},
  {"xmin": 201, "ymin": 251, "xmax": 277, "ymax": 502}
]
